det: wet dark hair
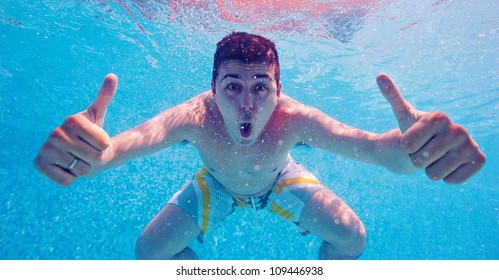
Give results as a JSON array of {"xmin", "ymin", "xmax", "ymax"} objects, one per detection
[{"xmin": 212, "ymin": 32, "xmax": 280, "ymax": 85}]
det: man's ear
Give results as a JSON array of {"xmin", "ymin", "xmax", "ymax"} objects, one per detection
[{"xmin": 211, "ymin": 80, "xmax": 216, "ymax": 95}]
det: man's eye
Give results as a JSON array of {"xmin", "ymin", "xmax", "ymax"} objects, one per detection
[
  {"xmin": 255, "ymin": 85, "xmax": 265, "ymax": 91},
  {"xmin": 254, "ymin": 84, "xmax": 269, "ymax": 94},
  {"xmin": 227, "ymin": 84, "xmax": 241, "ymax": 92}
]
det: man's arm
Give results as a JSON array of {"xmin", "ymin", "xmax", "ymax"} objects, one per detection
[
  {"xmin": 101, "ymin": 98, "xmax": 202, "ymax": 172},
  {"xmin": 34, "ymin": 74, "xmax": 199, "ymax": 186},
  {"xmin": 291, "ymin": 104, "xmax": 415, "ymax": 174},
  {"xmin": 295, "ymin": 73, "xmax": 485, "ymax": 184}
]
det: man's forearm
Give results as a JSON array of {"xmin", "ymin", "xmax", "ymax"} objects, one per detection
[{"xmin": 86, "ymin": 132, "xmax": 141, "ymax": 177}]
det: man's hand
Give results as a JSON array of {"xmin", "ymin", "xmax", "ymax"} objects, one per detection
[
  {"xmin": 376, "ymin": 73, "xmax": 485, "ymax": 184},
  {"xmin": 34, "ymin": 74, "xmax": 118, "ymax": 186}
]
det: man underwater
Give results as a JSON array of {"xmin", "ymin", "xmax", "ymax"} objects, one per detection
[{"xmin": 34, "ymin": 32, "xmax": 485, "ymax": 259}]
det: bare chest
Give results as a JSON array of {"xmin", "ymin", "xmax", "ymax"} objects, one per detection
[{"xmin": 193, "ymin": 134, "xmax": 291, "ymax": 196}]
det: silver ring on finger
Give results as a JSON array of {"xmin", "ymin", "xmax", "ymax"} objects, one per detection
[{"xmin": 67, "ymin": 157, "xmax": 79, "ymax": 170}]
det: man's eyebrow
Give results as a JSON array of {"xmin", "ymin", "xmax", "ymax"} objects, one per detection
[
  {"xmin": 221, "ymin": 74, "xmax": 240, "ymax": 82},
  {"xmin": 220, "ymin": 73, "xmax": 273, "ymax": 82},
  {"xmin": 253, "ymin": 74, "xmax": 273, "ymax": 80}
]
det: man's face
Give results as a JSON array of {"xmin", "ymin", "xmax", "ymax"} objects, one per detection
[{"xmin": 212, "ymin": 60, "xmax": 281, "ymax": 146}]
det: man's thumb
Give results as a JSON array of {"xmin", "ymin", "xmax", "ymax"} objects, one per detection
[
  {"xmin": 376, "ymin": 73, "xmax": 416, "ymax": 133},
  {"xmin": 87, "ymin": 74, "xmax": 118, "ymax": 127}
]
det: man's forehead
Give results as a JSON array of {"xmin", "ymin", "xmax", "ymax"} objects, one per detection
[
  {"xmin": 218, "ymin": 61, "xmax": 276, "ymax": 84},
  {"xmin": 219, "ymin": 60, "xmax": 275, "ymax": 75}
]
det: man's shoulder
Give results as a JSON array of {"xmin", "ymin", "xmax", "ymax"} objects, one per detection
[
  {"xmin": 276, "ymin": 93, "xmax": 331, "ymax": 124},
  {"xmin": 180, "ymin": 90, "xmax": 221, "ymax": 127},
  {"xmin": 277, "ymin": 93, "xmax": 298, "ymax": 106},
  {"xmin": 171, "ymin": 90, "xmax": 213, "ymax": 111},
  {"xmin": 182, "ymin": 90, "xmax": 213, "ymax": 104},
  {"xmin": 276, "ymin": 93, "xmax": 312, "ymax": 114},
  {"xmin": 158, "ymin": 90, "xmax": 213, "ymax": 125}
]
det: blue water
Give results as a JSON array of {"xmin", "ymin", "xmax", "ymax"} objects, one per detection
[{"xmin": 0, "ymin": 0, "xmax": 497, "ymax": 260}]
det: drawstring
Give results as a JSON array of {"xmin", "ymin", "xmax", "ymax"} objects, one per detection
[
  {"xmin": 250, "ymin": 197, "xmax": 259, "ymax": 229},
  {"xmin": 233, "ymin": 195, "xmax": 262, "ymax": 230}
]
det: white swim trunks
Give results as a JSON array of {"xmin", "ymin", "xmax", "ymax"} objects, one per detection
[{"xmin": 167, "ymin": 155, "xmax": 326, "ymax": 242}]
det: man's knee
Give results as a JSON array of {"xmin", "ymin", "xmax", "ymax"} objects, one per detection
[
  {"xmin": 134, "ymin": 234, "xmax": 168, "ymax": 259},
  {"xmin": 300, "ymin": 188, "xmax": 367, "ymax": 257},
  {"xmin": 134, "ymin": 231, "xmax": 184, "ymax": 260},
  {"xmin": 341, "ymin": 213, "xmax": 367, "ymax": 256},
  {"xmin": 134, "ymin": 236, "xmax": 149, "ymax": 260},
  {"xmin": 346, "ymin": 220, "xmax": 367, "ymax": 258},
  {"xmin": 135, "ymin": 234, "xmax": 198, "ymax": 260},
  {"xmin": 134, "ymin": 204, "xmax": 201, "ymax": 259},
  {"xmin": 319, "ymin": 220, "xmax": 367, "ymax": 259}
]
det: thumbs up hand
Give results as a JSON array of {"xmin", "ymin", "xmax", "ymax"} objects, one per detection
[
  {"xmin": 376, "ymin": 73, "xmax": 485, "ymax": 184},
  {"xmin": 35, "ymin": 74, "xmax": 118, "ymax": 186}
]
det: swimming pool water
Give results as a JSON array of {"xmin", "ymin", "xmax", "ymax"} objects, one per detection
[{"xmin": 0, "ymin": 0, "xmax": 497, "ymax": 260}]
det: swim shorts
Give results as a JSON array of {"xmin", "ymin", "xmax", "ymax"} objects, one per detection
[{"xmin": 166, "ymin": 155, "xmax": 326, "ymax": 242}]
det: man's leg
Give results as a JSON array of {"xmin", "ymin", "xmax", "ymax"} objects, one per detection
[
  {"xmin": 300, "ymin": 189, "xmax": 367, "ymax": 259},
  {"xmin": 135, "ymin": 204, "xmax": 201, "ymax": 260}
]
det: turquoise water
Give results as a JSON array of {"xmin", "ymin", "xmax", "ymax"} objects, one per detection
[{"xmin": 0, "ymin": 0, "xmax": 497, "ymax": 260}]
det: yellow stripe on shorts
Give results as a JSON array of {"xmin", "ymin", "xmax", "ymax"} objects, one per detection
[
  {"xmin": 274, "ymin": 177, "xmax": 321, "ymax": 194},
  {"xmin": 196, "ymin": 168, "xmax": 210, "ymax": 234},
  {"xmin": 233, "ymin": 197, "xmax": 248, "ymax": 209},
  {"xmin": 270, "ymin": 202, "xmax": 295, "ymax": 220}
]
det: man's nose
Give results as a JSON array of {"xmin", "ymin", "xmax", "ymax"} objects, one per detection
[{"xmin": 240, "ymin": 92, "xmax": 254, "ymax": 111}]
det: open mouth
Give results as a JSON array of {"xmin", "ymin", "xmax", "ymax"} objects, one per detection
[{"xmin": 239, "ymin": 122, "xmax": 253, "ymax": 138}]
